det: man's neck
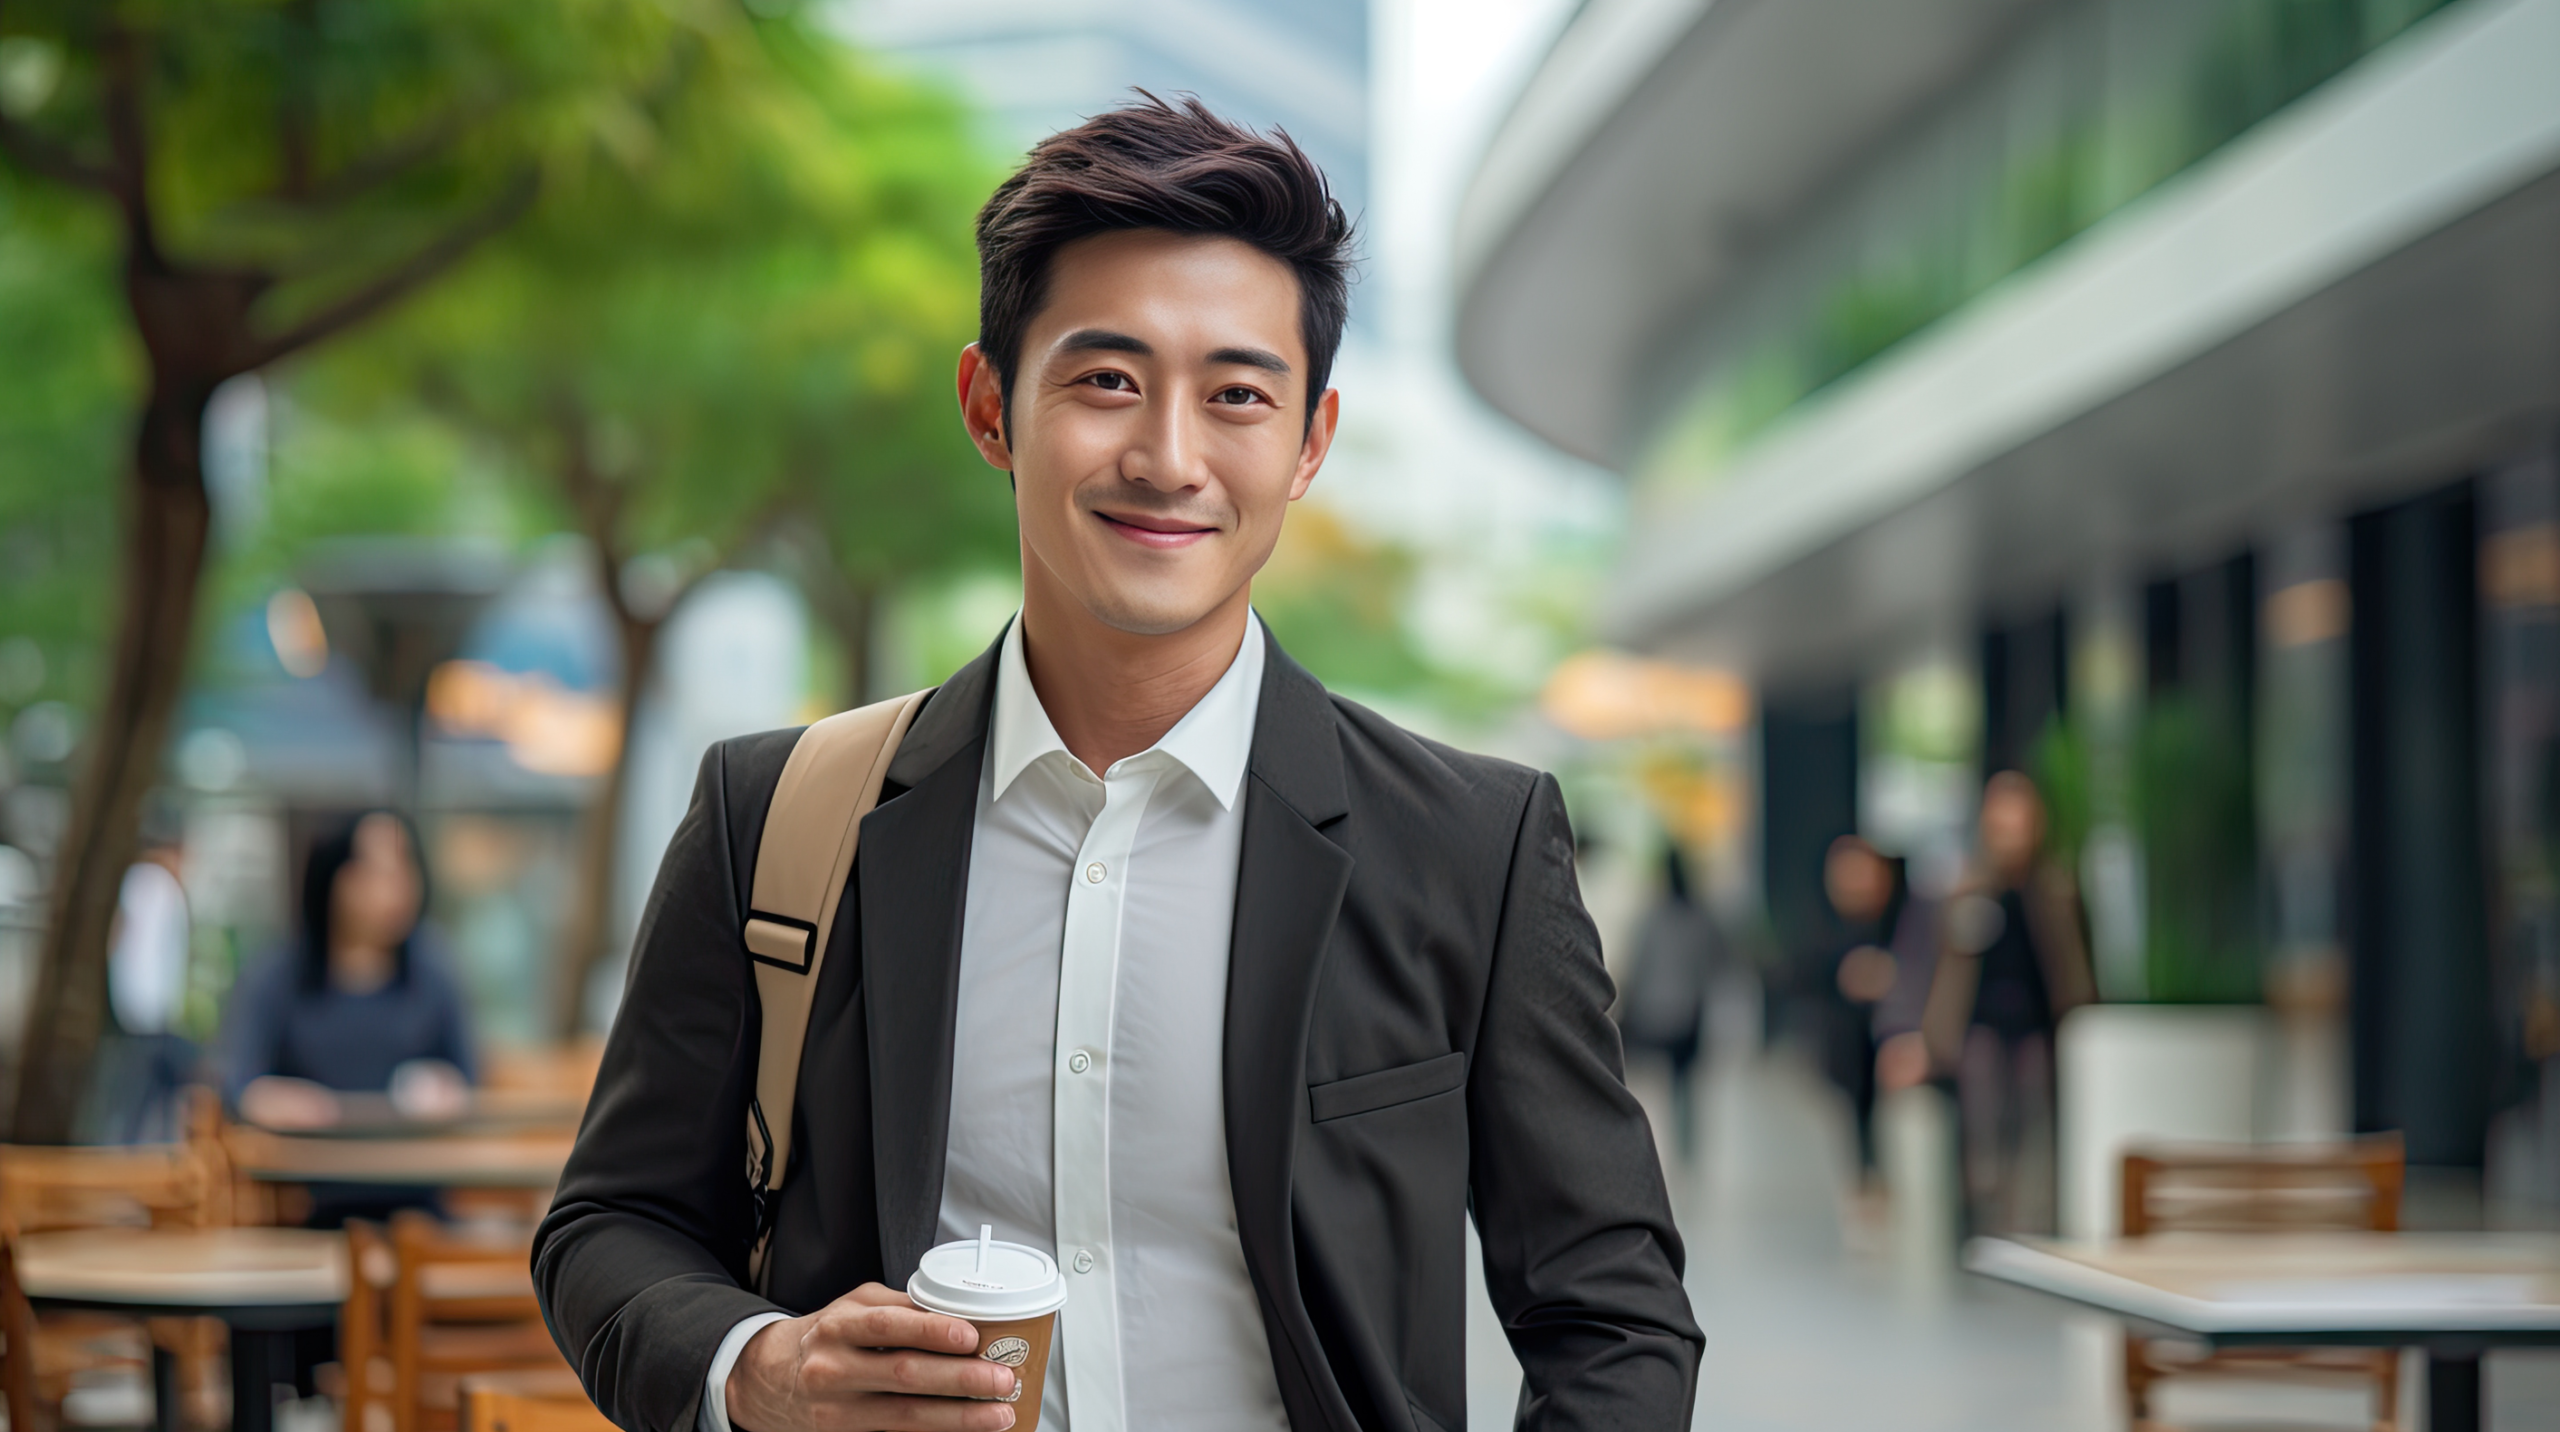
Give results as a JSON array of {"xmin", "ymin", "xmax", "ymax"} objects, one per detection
[{"xmin": 1018, "ymin": 578, "xmax": 1252, "ymax": 776}]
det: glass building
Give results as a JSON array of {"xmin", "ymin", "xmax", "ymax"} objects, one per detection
[{"xmin": 1458, "ymin": 0, "xmax": 2560, "ymax": 1202}]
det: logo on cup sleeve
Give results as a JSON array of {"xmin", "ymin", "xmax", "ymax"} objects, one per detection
[{"xmin": 983, "ymin": 1336, "xmax": 1032, "ymax": 1367}]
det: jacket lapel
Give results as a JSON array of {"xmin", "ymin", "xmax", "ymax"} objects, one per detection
[
  {"xmin": 859, "ymin": 635, "xmax": 1000, "ymax": 1285},
  {"xmin": 1224, "ymin": 632, "xmax": 1359, "ymax": 1432}
]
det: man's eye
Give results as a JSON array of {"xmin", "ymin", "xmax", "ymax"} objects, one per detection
[
  {"xmin": 1086, "ymin": 372, "xmax": 1135, "ymax": 392},
  {"xmin": 1214, "ymin": 387, "xmax": 1262, "ymax": 405}
]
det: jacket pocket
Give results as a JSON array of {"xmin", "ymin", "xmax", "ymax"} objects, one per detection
[{"xmin": 1308, "ymin": 1051, "xmax": 1467, "ymax": 1123}]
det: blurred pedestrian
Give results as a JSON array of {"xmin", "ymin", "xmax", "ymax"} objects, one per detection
[
  {"xmin": 216, "ymin": 809, "xmax": 476, "ymax": 1225},
  {"xmin": 82, "ymin": 809, "xmax": 201, "ymax": 1143},
  {"xmin": 1619, "ymin": 845, "xmax": 1722, "ymax": 1160},
  {"xmin": 1819, "ymin": 835, "xmax": 1905, "ymax": 1179},
  {"xmin": 1921, "ymin": 770, "xmax": 2093, "ymax": 1235}
]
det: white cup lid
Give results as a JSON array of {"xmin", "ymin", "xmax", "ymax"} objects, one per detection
[{"xmin": 907, "ymin": 1228, "xmax": 1066, "ymax": 1320}]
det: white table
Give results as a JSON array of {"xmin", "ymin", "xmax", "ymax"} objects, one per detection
[
  {"xmin": 1968, "ymin": 1232, "xmax": 2560, "ymax": 1432},
  {"xmin": 15, "ymin": 1227, "xmax": 348, "ymax": 1432}
]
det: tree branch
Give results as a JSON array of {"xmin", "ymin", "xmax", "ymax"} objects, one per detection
[
  {"xmin": 271, "ymin": 105, "xmax": 485, "ymax": 209},
  {"xmin": 98, "ymin": 18, "xmax": 160, "ymax": 262},
  {"xmin": 237, "ymin": 165, "xmax": 537, "ymax": 370}
]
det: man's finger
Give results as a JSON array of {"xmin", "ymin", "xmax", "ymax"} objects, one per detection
[
  {"xmin": 847, "ymin": 1346, "xmax": 1017, "ymax": 1401},
  {"xmin": 859, "ymin": 1392, "xmax": 1019, "ymax": 1432},
  {"xmin": 813, "ymin": 1299, "xmax": 980, "ymax": 1353},
  {"xmin": 782, "ymin": 1336, "xmax": 1015, "ymax": 1403}
]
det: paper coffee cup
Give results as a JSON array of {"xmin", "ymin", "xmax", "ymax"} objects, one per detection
[{"xmin": 907, "ymin": 1228, "xmax": 1067, "ymax": 1430}]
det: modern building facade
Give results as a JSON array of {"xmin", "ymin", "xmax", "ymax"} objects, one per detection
[{"xmin": 1460, "ymin": 0, "xmax": 2560, "ymax": 1189}]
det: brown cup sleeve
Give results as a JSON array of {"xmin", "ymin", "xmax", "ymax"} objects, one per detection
[{"xmin": 966, "ymin": 1311, "xmax": 1056, "ymax": 1430}]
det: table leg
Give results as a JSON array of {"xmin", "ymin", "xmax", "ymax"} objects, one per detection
[
  {"xmin": 2427, "ymin": 1349, "xmax": 2481, "ymax": 1432},
  {"xmin": 151, "ymin": 1345, "xmax": 181, "ymax": 1432},
  {"xmin": 228, "ymin": 1327, "xmax": 296, "ymax": 1432}
]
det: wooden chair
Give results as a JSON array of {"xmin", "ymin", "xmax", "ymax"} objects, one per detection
[
  {"xmin": 444, "ymin": 1043, "xmax": 595, "ymax": 1228},
  {"xmin": 338, "ymin": 1222, "xmax": 397, "ymax": 1432},
  {"xmin": 475, "ymin": 1043, "xmax": 601, "ymax": 1106},
  {"xmin": 0, "ymin": 1087, "xmax": 235, "ymax": 1432},
  {"xmin": 2119, "ymin": 1133, "xmax": 2406, "ymax": 1432},
  {"xmin": 459, "ymin": 1369, "xmax": 613, "ymax": 1432},
  {"xmin": 385, "ymin": 1211, "xmax": 565, "ymax": 1432}
]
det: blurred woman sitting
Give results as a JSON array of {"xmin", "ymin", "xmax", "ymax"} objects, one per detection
[{"xmin": 216, "ymin": 810, "xmax": 476, "ymax": 1223}]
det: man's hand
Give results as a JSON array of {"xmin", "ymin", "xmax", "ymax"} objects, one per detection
[{"xmin": 725, "ymin": 1283, "xmax": 1018, "ymax": 1432}]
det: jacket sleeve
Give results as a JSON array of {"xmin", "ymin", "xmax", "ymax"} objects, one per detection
[
  {"xmin": 1467, "ymin": 773, "xmax": 1703, "ymax": 1430},
  {"xmin": 534, "ymin": 739, "xmax": 789, "ymax": 1432}
]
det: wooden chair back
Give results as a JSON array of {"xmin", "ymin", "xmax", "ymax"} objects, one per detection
[
  {"xmin": 0, "ymin": 1088, "xmax": 235, "ymax": 1234},
  {"xmin": 0, "ymin": 1087, "xmax": 236, "ymax": 1432},
  {"xmin": 387, "ymin": 1212, "xmax": 562, "ymax": 1432},
  {"xmin": 475, "ymin": 1044, "xmax": 602, "ymax": 1106},
  {"xmin": 341, "ymin": 1221, "xmax": 397, "ymax": 1432},
  {"xmin": 459, "ymin": 1370, "xmax": 611, "ymax": 1432},
  {"xmin": 2117, "ymin": 1134, "xmax": 2407, "ymax": 1432},
  {"xmin": 2120, "ymin": 1133, "xmax": 2404, "ymax": 1237}
]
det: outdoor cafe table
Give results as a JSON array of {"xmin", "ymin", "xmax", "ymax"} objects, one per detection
[
  {"xmin": 14, "ymin": 1226, "xmax": 346, "ymax": 1432},
  {"xmin": 227, "ymin": 1128, "xmax": 574, "ymax": 1188},
  {"xmin": 1968, "ymin": 1232, "xmax": 2560, "ymax": 1432}
]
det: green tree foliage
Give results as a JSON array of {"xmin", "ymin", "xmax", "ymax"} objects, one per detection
[
  {"xmin": 0, "ymin": 171, "xmax": 128, "ymax": 723},
  {"xmin": 312, "ymin": 9, "xmax": 1004, "ymax": 1029},
  {"xmin": 0, "ymin": 0, "xmax": 764, "ymax": 1139}
]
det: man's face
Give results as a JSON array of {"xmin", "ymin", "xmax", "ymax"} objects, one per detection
[{"xmin": 957, "ymin": 229, "xmax": 1338, "ymax": 637}]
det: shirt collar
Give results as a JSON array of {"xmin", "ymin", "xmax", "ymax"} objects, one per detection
[{"xmin": 988, "ymin": 608, "xmax": 1266, "ymax": 810}]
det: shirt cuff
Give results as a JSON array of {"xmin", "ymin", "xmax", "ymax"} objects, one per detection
[{"xmin": 699, "ymin": 1312, "xmax": 793, "ymax": 1432}]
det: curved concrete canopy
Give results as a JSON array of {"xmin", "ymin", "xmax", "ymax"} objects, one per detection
[
  {"xmin": 1602, "ymin": 0, "xmax": 2560, "ymax": 682},
  {"xmin": 1453, "ymin": 0, "xmax": 2046, "ymax": 467}
]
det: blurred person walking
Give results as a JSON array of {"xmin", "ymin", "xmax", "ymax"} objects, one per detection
[
  {"xmin": 1819, "ymin": 836, "xmax": 1905, "ymax": 1180},
  {"xmin": 216, "ymin": 810, "xmax": 477, "ymax": 1224},
  {"xmin": 1921, "ymin": 771, "xmax": 2093, "ymax": 1235},
  {"xmin": 1619, "ymin": 845, "xmax": 1723, "ymax": 1161},
  {"xmin": 536, "ymin": 97, "xmax": 1699, "ymax": 1432},
  {"xmin": 82, "ymin": 807, "xmax": 201, "ymax": 1143}
]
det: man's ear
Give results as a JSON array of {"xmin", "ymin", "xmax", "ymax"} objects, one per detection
[
  {"xmin": 1290, "ymin": 387, "xmax": 1341, "ymax": 502},
  {"xmin": 956, "ymin": 344, "xmax": 1012, "ymax": 471}
]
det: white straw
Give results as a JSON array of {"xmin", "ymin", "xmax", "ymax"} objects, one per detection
[{"xmin": 977, "ymin": 1224, "xmax": 992, "ymax": 1274}]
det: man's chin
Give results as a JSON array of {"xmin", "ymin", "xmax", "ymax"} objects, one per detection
[{"xmin": 1076, "ymin": 584, "xmax": 1242, "ymax": 639}]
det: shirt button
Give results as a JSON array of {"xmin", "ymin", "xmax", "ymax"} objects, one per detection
[
  {"xmin": 1084, "ymin": 861, "xmax": 1106, "ymax": 884},
  {"xmin": 1072, "ymin": 1248, "xmax": 1096, "ymax": 1274},
  {"xmin": 1067, "ymin": 1049, "xmax": 1092, "ymax": 1074}
]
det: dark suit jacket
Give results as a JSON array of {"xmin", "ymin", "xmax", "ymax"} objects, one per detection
[{"xmin": 534, "ymin": 628, "xmax": 1701, "ymax": 1432}]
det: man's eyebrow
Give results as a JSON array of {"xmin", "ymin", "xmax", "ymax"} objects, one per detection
[
  {"xmin": 1207, "ymin": 346, "xmax": 1291, "ymax": 375},
  {"xmin": 1055, "ymin": 328, "xmax": 1151, "ymax": 356}
]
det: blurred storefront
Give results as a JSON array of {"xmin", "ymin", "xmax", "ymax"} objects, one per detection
[{"xmin": 1459, "ymin": 0, "xmax": 2560, "ymax": 1207}]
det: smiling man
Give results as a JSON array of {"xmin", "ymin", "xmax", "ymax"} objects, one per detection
[{"xmin": 534, "ymin": 98, "xmax": 1701, "ymax": 1432}]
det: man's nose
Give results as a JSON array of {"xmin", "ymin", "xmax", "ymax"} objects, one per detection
[{"xmin": 1120, "ymin": 391, "xmax": 1211, "ymax": 492}]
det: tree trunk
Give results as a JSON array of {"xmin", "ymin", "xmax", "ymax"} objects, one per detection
[
  {"xmin": 550, "ymin": 603, "xmax": 659, "ymax": 1037},
  {"xmin": 9, "ymin": 381, "xmax": 214, "ymax": 1142},
  {"xmin": 825, "ymin": 577, "xmax": 877, "ymax": 709}
]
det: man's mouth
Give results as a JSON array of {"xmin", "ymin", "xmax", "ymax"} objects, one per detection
[{"xmin": 1096, "ymin": 510, "xmax": 1218, "ymax": 550}]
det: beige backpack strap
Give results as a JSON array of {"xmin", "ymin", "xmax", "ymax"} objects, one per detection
[{"xmin": 741, "ymin": 688, "xmax": 928, "ymax": 1278}]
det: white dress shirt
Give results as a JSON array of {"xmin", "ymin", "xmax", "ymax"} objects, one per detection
[{"xmin": 702, "ymin": 612, "xmax": 1287, "ymax": 1432}]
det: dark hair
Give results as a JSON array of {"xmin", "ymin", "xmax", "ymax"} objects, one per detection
[
  {"xmin": 975, "ymin": 93, "xmax": 1356, "ymax": 433},
  {"xmin": 297, "ymin": 810, "xmax": 428, "ymax": 994}
]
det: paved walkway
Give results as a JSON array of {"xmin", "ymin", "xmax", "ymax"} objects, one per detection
[{"xmin": 1462, "ymin": 1045, "xmax": 2560, "ymax": 1430}]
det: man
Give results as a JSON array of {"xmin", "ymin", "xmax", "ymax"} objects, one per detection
[{"xmin": 534, "ymin": 97, "xmax": 1700, "ymax": 1432}]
